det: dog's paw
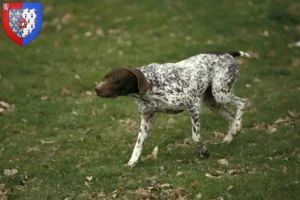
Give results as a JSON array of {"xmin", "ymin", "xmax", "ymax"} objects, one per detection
[
  {"xmin": 197, "ymin": 143, "xmax": 210, "ymax": 159},
  {"xmin": 231, "ymin": 120, "xmax": 242, "ymax": 135},
  {"xmin": 126, "ymin": 160, "xmax": 137, "ymax": 167}
]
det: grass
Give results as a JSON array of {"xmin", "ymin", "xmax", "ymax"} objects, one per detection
[{"xmin": 1, "ymin": 0, "xmax": 300, "ymax": 199}]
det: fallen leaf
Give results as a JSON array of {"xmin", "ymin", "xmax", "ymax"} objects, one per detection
[
  {"xmin": 86, "ymin": 176, "xmax": 93, "ymax": 182},
  {"xmin": 176, "ymin": 138, "xmax": 191, "ymax": 147},
  {"xmin": 227, "ymin": 168, "xmax": 244, "ymax": 175},
  {"xmin": 85, "ymin": 31, "xmax": 92, "ymax": 37},
  {"xmin": 253, "ymin": 78, "xmax": 261, "ymax": 83},
  {"xmin": 267, "ymin": 125, "xmax": 277, "ymax": 133},
  {"xmin": 274, "ymin": 118, "xmax": 289, "ymax": 124},
  {"xmin": 85, "ymin": 91, "xmax": 93, "ymax": 96},
  {"xmin": 62, "ymin": 13, "xmax": 74, "ymax": 24},
  {"xmin": 196, "ymin": 193, "xmax": 202, "ymax": 199},
  {"xmin": 287, "ymin": 110, "xmax": 299, "ymax": 119},
  {"xmin": 0, "ymin": 101, "xmax": 15, "ymax": 114},
  {"xmin": 4, "ymin": 169, "xmax": 18, "ymax": 176},
  {"xmin": 205, "ymin": 173, "xmax": 221, "ymax": 179},
  {"xmin": 40, "ymin": 139, "xmax": 54, "ymax": 145},
  {"xmin": 176, "ymin": 171, "xmax": 183, "ymax": 176},
  {"xmin": 173, "ymin": 187, "xmax": 189, "ymax": 199},
  {"xmin": 245, "ymin": 83, "xmax": 252, "ymax": 88},
  {"xmin": 142, "ymin": 146, "xmax": 159, "ymax": 160},
  {"xmin": 0, "ymin": 183, "xmax": 7, "ymax": 200},
  {"xmin": 282, "ymin": 166, "xmax": 288, "ymax": 174},
  {"xmin": 161, "ymin": 183, "xmax": 172, "ymax": 189},
  {"xmin": 41, "ymin": 96, "xmax": 49, "ymax": 101},
  {"xmin": 218, "ymin": 159, "xmax": 229, "ymax": 166},
  {"xmin": 152, "ymin": 146, "xmax": 159, "ymax": 159},
  {"xmin": 61, "ymin": 88, "xmax": 71, "ymax": 96},
  {"xmin": 227, "ymin": 185, "xmax": 234, "ymax": 191},
  {"xmin": 72, "ymin": 110, "xmax": 78, "ymax": 116},
  {"xmin": 96, "ymin": 28, "xmax": 104, "ymax": 37},
  {"xmin": 74, "ymin": 74, "xmax": 81, "ymax": 80},
  {"xmin": 167, "ymin": 118, "xmax": 175, "ymax": 125},
  {"xmin": 117, "ymin": 186, "xmax": 125, "ymax": 192},
  {"xmin": 190, "ymin": 180, "xmax": 201, "ymax": 189}
]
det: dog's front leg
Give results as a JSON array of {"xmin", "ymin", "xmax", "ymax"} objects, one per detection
[
  {"xmin": 188, "ymin": 103, "xmax": 210, "ymax": 158},
  {"xmin": 128, "ymin": 112, "xmax": 154, "ymax": 166}
]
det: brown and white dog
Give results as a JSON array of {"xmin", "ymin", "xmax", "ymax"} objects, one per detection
[{"xmin": 95, "ymin": 51, "xmax": 249, "ymax": 166}]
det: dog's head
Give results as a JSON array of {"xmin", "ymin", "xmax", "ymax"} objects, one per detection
[{"xmin": 95, "ymin": 67, "xmax": 149, "ymax": 99}]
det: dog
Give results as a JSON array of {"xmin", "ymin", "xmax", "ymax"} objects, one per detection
[{"xmin": 95, "ymin": 51, "xmax": 250, "ymax": 166}]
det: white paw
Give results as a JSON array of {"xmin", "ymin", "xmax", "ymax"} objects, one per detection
[
  {"xmin": 127, "ymin": 160, "xmax": 137, "ymax": 167},
  {"xmin": 236, "ymin": 121, "xmax": 242, "ymax": 133},
  {"xmin": 223, "ymin": 134, "xmax": 233, "ymax": 143},
  {"xmin": 230, "ymin": 120, "xmax": 241, "ymax": 135}
]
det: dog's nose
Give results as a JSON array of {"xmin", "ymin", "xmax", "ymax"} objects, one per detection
[{"xmin": 95, "ymin": 87, "xmax": 100, "ymax": 93}]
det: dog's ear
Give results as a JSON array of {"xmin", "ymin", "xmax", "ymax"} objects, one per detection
[{"xmin": 130, "ymin": 68, "xmax": 149, "ymax": 95}]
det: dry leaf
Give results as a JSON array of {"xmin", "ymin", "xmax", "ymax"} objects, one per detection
[
  {"xmin": 253, "ymin": 78, "xmax": 261, "ymax": 83},
  {"xmin": 142, "ymin": 146, "xmax": 159, "ymax": 160},
  {"xmin": 96, "ymin": 28, "xmax": 104, "ymax": 37},
  {"xmin": 61, "ymin": 88, "xmax": 70, "ymax": 96},
  {"xmin": 205, "ymin": 173, "xmax": 221, "ymax": 179},
  {"xmin": 218, "ymin": 159, "xmax": 229, "ymax": 166},
  {"xmin": 190, "ymin": 180, "xmax": 201, "ymax": 189},
  {"xmin": 85, "ymin": 91, "xmax": 93, "ymax": 96},
  {"xmin": 176, "ymin": 171, "xmax": 183, "ymax": 176},
  {"xmin": 85, "ymin": 31, "xmax": 92, "ymax": 37},
  {"xmin": 173, "ymin": 187, "xmax": 189, "ymax": 199},
  {"xmin": 161, "ymin": 183, "xmax": 172, "ymax": 189},
  {"xmin": 287, "ymin": 110, "xmax": 299, "ymax": 119},
  {"xmin": 196, "ymin": 193, "xmax": 202, "ymax": 199},
  {"xmin": 227, "ymin": 168, "xmax": 243, "ymax": 175},
  {"xmin": 227, "ymin": 185, "xmax": 234, "ymax": 191},
  {"xmin": 72, "ymin": 111, "xmax": 78, "ymax": 116},
  {"xmin": 41, "ymin": 96, "xmax": 49, "ymax": 101},
  {"xmin": 275, "ymin": 118, "xmax": 289, "ymax": 124},
  {"xmin": 0, "ymin": 183, "xmax": 7, "ymax": 200},
  {"xmin": 245, "ymin": 83, "xmax": 252, "ymax": 88},
  {"xmin": 167, "ymin": 118, "xmax": 175, "ymax": 125},
  {"xmin": 282, "ymin": 166, "xmax": 288, "ymax": 174},
  {"xmin": 0, "ymin": 101, "xmax": 15, "ymax": 114},
  {"xmin": 4, "ymin": 169, "xmax": 18, "ymax": 176},
  {"xmin": 213, "ymin": 131, "xmax": 225, "ymax": 139},
  {"xmin": 267, "ymin": 126, "xmax": 277, "ymax": 133},
  {"xmin": 40, "ymin": 139, "xmax": 54, "ymax": 145},
  {"xmin": 86, "ymin": 176, "xmax": 93, "ymax": 182},
  {"xmin": 74, "ymin": 74, "xmax": 81, "ymax": 80}
]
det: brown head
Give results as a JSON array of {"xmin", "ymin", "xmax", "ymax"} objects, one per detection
[{"xmin": 95, "ymin": 67, "xmax": 149, "ymax": 99}]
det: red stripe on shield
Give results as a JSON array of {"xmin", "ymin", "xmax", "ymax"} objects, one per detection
[{"xmin": 2, "ymin": 2, "xmax": 22, "ymax": 46}]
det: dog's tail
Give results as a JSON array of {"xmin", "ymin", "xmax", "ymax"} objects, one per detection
[{"xmin": 227, "ymin": 51, "xmax": 251, "ymax": 58}]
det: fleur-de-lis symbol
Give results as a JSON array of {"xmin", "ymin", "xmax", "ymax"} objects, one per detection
[{"xmin": 3, "ymin": 3, "xmax": 9, "ymax": 11}]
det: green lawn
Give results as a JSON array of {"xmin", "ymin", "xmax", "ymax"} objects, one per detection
[{"xmin": 1, "ymin": 0, "xmax": 300, "ymax": 199}]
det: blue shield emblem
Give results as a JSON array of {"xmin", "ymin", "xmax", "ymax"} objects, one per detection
[{"xmin": 2, "ymin": 2, "xmax": 42, "ymax": 46}]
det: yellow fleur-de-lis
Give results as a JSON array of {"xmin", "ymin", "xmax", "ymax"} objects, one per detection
[
  {"xmin": 15, "ymin": 11, "xmax": 21, "ymax": 16},
  {"xmin": 12, "ymin": 28, "xmax": 17, "ymax": 33},
  {"xmin": 9, "ymin": 22, "xmax": 13, "ymax": 27},
  {"xmin": 11, "ymin": 17, "xmax": 17, "ymax": 22},
  {"xmin": 9, "ymin": 11, "xmax": 12, "ymax": 16}
]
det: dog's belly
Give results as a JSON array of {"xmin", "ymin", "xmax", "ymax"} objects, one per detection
[{"xmin": 136, "ymin": 97, "xmax": 186, "ymax": 114}]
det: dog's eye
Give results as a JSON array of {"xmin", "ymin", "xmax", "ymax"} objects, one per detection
[{"xmin": 112, "ymin": 77, "xmax": 117, "ymax": 80}]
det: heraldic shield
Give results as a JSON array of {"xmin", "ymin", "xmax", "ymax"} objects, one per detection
[{"xmin": 2, "ymin": 2, "xmax": 42, "ymax": 46}]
